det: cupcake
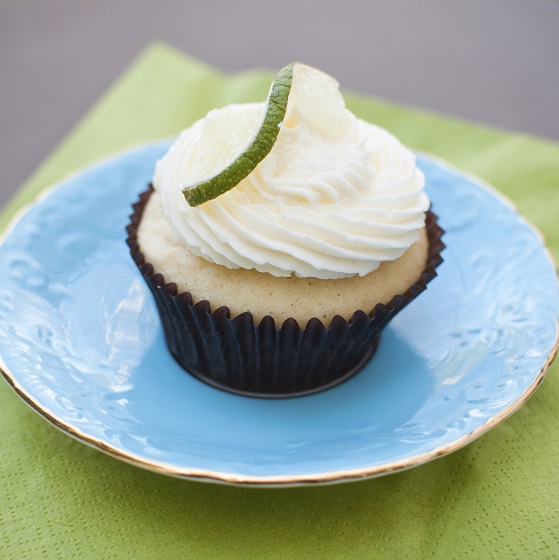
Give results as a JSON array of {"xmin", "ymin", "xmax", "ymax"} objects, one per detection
[{"xmin": 126, "ymin": 63, "xmax": 444, "ymax": 398}]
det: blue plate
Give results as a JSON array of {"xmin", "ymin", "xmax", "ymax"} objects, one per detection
[{"xmin": 0, "ymin": 143, "xmax": 557, "ymax": 486}]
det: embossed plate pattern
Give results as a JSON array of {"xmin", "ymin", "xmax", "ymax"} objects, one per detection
[{"xmin": 0, "ymin": 142, "xmax": 557, "ymax": 486}]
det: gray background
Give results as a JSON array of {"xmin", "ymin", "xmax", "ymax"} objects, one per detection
[{"xmin": 1, "ymin": 0, "xmax": 558, "ymax": 208}]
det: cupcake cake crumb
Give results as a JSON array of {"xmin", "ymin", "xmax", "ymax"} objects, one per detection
[{"xmin": 138, "ymin": 191, "xmax": 429, "ymax": 326}]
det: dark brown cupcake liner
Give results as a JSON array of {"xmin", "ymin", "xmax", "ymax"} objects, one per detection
[{"xmin": 126, "ymin": 186, "xmax": 445, "ymax": 398}]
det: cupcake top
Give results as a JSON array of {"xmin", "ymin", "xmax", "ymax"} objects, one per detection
[{"xmin": 153, "ymin": 63, "xmax": 429, "ymax": 280}]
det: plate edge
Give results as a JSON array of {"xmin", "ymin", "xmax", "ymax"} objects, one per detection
[
  {"xmin": 1, "ymin": 331, "xmax": 557, "ymax": 486},
  {"xmin": 0, "ymin": 143, "xmax": 558, "ymax": 486}
]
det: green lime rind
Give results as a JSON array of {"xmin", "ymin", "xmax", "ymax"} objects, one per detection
[{"xmin": 182, "ymin": 63, "xmax": 294, "ymax": 207}]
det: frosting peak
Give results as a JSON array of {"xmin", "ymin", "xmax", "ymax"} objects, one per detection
[{"xmin": 153, "ymin": 64, "xmax": 429, "ymax": 279}]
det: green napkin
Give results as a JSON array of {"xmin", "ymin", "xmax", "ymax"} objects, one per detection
[{"xmin": 1, "ymin": 43, "xmax": 558, "ymax": 559}]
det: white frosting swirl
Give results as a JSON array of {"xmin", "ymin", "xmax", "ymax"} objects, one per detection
[{"xmin": 153, "ymin": 64, "xmax": 429, "ymax": 279}]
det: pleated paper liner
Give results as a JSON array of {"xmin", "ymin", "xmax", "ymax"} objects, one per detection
[{"xmin": 126, "ymin": 186, "xmax": 445, "ymax": 398}]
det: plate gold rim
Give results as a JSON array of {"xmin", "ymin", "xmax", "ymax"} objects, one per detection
[
  {"xmin": 1, "ymin": 336, "xmax": 557, "ymax": 486},
  {"xmin": 0, "ymin": 145, "xmax": 557, "ymax": 486}
]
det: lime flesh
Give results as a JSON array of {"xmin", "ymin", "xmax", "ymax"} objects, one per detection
[{"xmin": 182, "ymin": 63, "xmax": 294, "ymax": 207}]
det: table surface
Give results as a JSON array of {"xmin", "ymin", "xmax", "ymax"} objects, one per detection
[{"xmin": 1, "ymin": 0, "xmax": 558, "ymax": 209}]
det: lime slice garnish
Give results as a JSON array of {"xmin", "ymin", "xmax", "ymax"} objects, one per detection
[{"xmin": 182, "ymin": 63, "xmax": 294, "ymax": 207}]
